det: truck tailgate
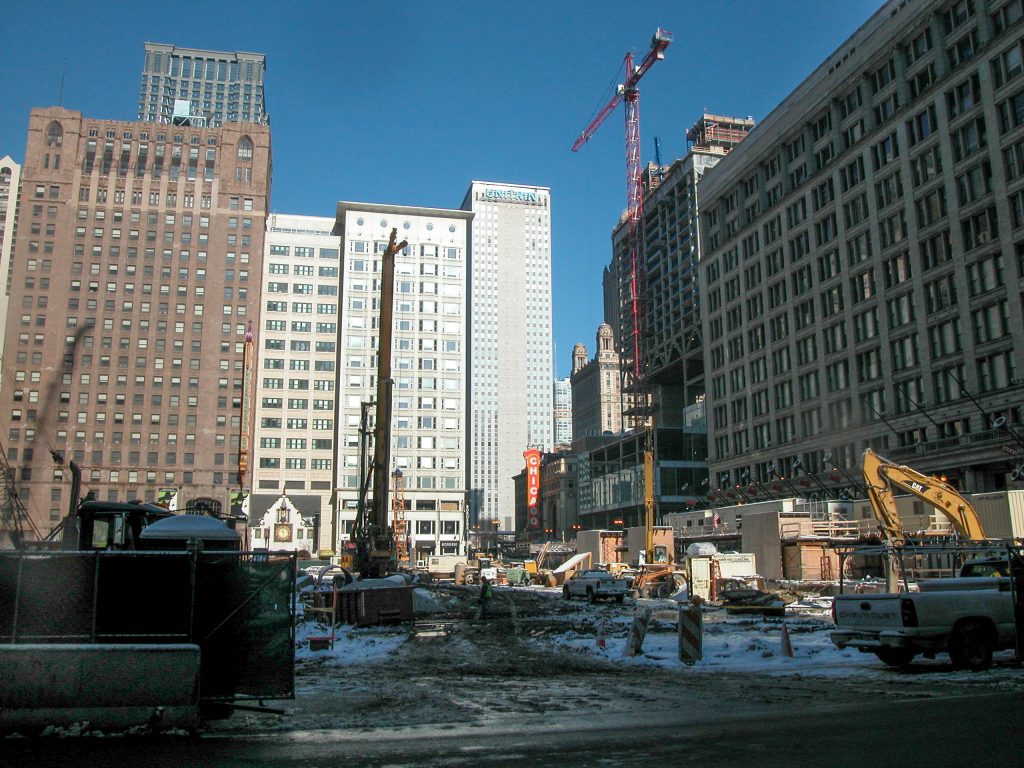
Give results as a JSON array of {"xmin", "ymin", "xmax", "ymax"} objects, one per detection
[{"xmin": 833, "ymin": 595, "xmax": 906, "ymax": 631}]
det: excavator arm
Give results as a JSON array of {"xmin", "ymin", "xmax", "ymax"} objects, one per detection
[{"xmin": 862, "ymin": 448, "xmax": 986, "ymax": 541}]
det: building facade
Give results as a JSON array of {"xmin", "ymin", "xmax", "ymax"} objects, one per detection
[
  {"xmin": 570, "ymin": 324, "xmax": 623, "ymax": 442},
  {"xmin": 699, "ymin": 0, "xmax": 1024, "ymax": 495},
  {"xmin": 0, "ymin": 107, "xmax": 271, "ymax": 537},
  {"xmin": 608, "ymin": 116, "xmax": 753, "ymax": 431},
  {"xmin": 552, "ymin": 376, "xmax": 572, "ymax": 451},
  {"xmin": 139, "ymin": 43, "xmax": 268, "ymax": 127},
  {"xmin": 0, "ymin": 156, "xmax": 20, "ymax": 367},
  {"xmin": 252, "ymin": 213, "xmax": 339, "ymax": 553},
  {"xmin": 461, "ymin": 181, "xmax": 554, "ymax": 531},
  {"xmin": 333, "ymin": 202, "xmax": 473, "ymax": 561}
]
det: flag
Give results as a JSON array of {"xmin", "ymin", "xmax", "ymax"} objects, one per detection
[{"xmin": 713, "ymin": 512, "xmax": 721, "ymax": 529}]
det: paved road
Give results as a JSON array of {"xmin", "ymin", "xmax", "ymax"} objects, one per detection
[{"xmin": 6, "ymin": 689, "xmax": 1021, "ymax": 768}]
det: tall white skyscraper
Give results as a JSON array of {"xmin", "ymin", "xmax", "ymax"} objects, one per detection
[
  {"xmin": 462, "ymin": 181, "xmax": 554, "ymax": 531},
  {"xmin": 333, "ymin": 202, "xmax": 473, "ymax": 561}
]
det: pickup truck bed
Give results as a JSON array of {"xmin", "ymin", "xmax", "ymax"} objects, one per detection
[{"xmin": 831, "ymin": 577, "xmax": 1017, "ymax": 670}]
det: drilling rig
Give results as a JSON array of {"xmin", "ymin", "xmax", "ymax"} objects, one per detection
[{"xmin": 352, "ymin": 228, "xmax": 407, "ymax": 578}]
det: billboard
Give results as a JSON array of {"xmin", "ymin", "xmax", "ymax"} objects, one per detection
[{"xmin": 524, "ymin": 448, "xmax": 542, "ymax": 530}]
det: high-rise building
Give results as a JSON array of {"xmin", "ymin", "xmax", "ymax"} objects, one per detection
[
  {"xmin": 552, "ymin": 376, "xmax": 572, "ymax": 450},
  {"xmin": 0, "ymin": 107, "xmax": 271, "ymax": 537},
  {"xmin": 252, "ymin": 213, "xmax": 340, "ymax": 553},
  {"xmin": 139, "ymin": 43, "xmax": 268, "ymax": 127},
  {"xmin": 461, "ymin": 182, "xmax": 553, "ymax": 531},
  {"xmin": 332, "ymin": 202, "xmax": 474, "ymax": 560},
  {"xmin": 607, "ymin": 115, "xmax": 753, "ymax": 429},
  {"xmin": 570, "ymin": 324, "xmax": 623, "ymax": 442},
  {"xmin": 0, "ymin": 156, "xmax": 20, "ymax": 366},
  {"xmin": 698, "ymin": 0, "xmax": 1024, "ymax": 495}
]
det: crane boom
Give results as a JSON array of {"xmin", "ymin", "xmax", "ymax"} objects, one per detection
[{"xmin": 571, "ymin": 29, "xmax": 673, "ymax": 153}]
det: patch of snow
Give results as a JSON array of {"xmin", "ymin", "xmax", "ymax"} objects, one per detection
[{"xmin": 294, "ymin": 621, "xmax": 408, "ymax": 664}]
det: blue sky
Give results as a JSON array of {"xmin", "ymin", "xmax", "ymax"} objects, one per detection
[{"xmin": 0, "ymin": 1, "xmax": 882, "ymax": 377}]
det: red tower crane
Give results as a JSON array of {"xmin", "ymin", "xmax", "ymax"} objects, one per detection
[
  {"xmin": 573, "ymin": 29, "xmax": 671, "ymax": 565},
  {"xmin": 572, "ymin": 28, "xmax": 672, "ymax": 389}
]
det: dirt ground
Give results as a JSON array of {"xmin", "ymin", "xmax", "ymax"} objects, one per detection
[{"xmin": 209, "ymin": 584, "xmax": 1024, "ymax": 736}]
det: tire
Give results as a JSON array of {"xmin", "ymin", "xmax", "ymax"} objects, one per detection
[
  {"xmin": 562, "ymin": 586, "xmax": 571, "ymax": 600},
  {"xmin": 873, "ymin": 648, "xmax": 916, "ymax": 667},
  {"xmin": 948, "ymin": 620, "xmax": 994, "ymax": 671},
  {"xmin": 657, "ymin": 581, "xmax": 675, "ymax": 599},
  {"xmin": 586, "ymin": 587, "xmax": 596, "ymax": 603}
]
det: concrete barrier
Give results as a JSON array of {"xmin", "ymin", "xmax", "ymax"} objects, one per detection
[{"xmin": 0, "ymin": 644, "xmax": 201, "ymax": 733}]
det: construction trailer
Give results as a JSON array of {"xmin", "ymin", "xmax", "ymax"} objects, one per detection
[
  {"xmin": 576, "ymin": 529, "xmax": 625, "ymax": 567},
  {"xmin": 967, "ymin": 490, "xmax": 1024, "ymax": 539},
  {"xmin": 625, "ymin": 525, "xmax": 674, "ymax": 565}
]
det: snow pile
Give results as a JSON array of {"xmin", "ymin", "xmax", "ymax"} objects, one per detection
[
  {"xmin": 412, "ymin": 587, "xmax": 458, "ymax": 613},
  {"xmin": 295, "ymin": 621, "xmax": 407, "ymax": 664}
]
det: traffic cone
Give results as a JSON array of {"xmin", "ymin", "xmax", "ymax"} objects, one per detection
[{"xmin": 780, "ymin": 622, "xmax": 794, "ymax": 658}]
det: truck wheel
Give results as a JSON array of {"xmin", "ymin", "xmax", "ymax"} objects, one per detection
[
  {"xmin": 586, "ymin": 587, "xmax": 596, "ymax": 603},
  {"xmin": 949, "ymin": 620, "xmax": 994, "ymax": 671},
  {"xmin": 873, "ymin": 648, "xmax": 915, "ymax": 667},
  {"xmin": 562, "ymin": 586, "xmax": 571, "ymax": 600}
]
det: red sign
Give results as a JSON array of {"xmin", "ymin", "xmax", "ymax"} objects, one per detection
[{"xmin": 524, "ymin": 448, "xmax": 542, "ymax": 530}]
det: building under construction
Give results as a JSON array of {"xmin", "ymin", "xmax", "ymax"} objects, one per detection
[{"xmin": 604, "ymin": 113, "xmax": 754, "ymax": 431}]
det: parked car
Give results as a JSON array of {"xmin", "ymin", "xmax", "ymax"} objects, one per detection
[{"xmin": 562, "ymin": 570, "xmax": 628, "ymax": 603}]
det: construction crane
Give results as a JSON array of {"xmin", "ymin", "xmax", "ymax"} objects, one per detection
[
  {"xmin": 572, "ymin": 27, "xmax": 671, "ymax": 392},
  {"xmin": 573, "ymin": 28, "xmax": 672, "ymax": 563},
  {"xmin": 352, "ymin": 228, "xmax": 407, "ymax": 578}
]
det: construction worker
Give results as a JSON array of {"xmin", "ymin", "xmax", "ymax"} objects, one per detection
[{"xmin": 478, "ymin": 575, "xmax": 494, "ymax": 619}]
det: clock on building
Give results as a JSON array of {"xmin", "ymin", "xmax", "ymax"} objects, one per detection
[{"xmin": 275, "ymin": 524, "xmax": 293, "ymax": 542}]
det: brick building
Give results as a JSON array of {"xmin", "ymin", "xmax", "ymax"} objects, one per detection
[{"xmin": 1, "ymin": 107, "xmax": 271, "ymax": 536}]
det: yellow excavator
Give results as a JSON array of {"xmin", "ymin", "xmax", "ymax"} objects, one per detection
[
  {"xmin": 862, "ymin": 448, "xmax": 986, "ymax": 541},
  {"xmin": 862, "ymin": 447, "xmax": 987, "ymax": 589}
]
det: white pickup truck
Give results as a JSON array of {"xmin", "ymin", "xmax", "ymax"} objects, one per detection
[
  {"xmin": 562, "ymin": 570, "xmax": 628, "ymax": 603},
  {"xmin": 831, "ymin": 558, "xmax": 1020, "ymax": 670}
]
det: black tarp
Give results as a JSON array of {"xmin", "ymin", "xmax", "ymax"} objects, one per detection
[{"xmin": 0, "ymin": 550, "xmax": 295, "ymax": 701}]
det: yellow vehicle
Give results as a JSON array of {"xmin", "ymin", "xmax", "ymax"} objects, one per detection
[
  {"xmin": 861, "ymin": 448, "xmax": 988, "ymax": 590},
  {"xmin": 861, "ymin": 448, "xmax": 987, "ymax": 542}
]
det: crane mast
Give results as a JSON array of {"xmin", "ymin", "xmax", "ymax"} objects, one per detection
[
  {"xmin": 573, "ymin": 29, "xmax": 671, "ymax": 561},
  {"xmin": 573, "ymin": 29, "xmax": 671, "ymax": 391}
]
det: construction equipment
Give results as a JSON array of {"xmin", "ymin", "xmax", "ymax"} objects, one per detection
[
  {"xmin": 352, "ymin": 228, "xmax": 407, "ymax": 578},
  {"xmin": 392, "ymin": 467, "xmax": 408, "ymax": 566},
  {"xmin": 862, "ymin": 447, "xmax": 988, "ymax": 591},
  {"xmin": 573, "ymin": 29, "xmax": 671, "ymax": 566},
  {"xmin": 0, "ymin": 441, "xmax": 40, "ymax": 550},
  {"xmin": 862, "ymin": 448, "xmax": 987, "ymax": 542}
]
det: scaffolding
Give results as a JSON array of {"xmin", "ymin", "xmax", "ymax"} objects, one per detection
[{"xmin": 686, "ymin": 113, "xmax": 755, "ymax": 152}]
